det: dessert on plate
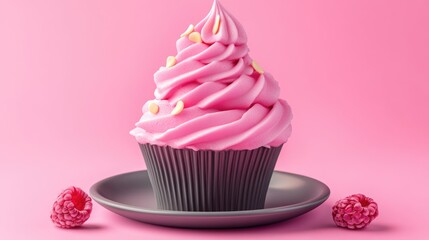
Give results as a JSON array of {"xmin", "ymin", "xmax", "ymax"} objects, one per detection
[{"xmin": 131, "ymin": 0, "xmax": 292, "ymax": 211}]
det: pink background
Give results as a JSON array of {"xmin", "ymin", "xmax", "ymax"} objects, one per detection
[{"xmin": 1, "ymin": 0, "xmax": 428, "ymax": 239}]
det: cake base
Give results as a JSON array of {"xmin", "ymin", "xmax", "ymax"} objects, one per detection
[{"xmin": 139, "ymin": 143, "xmax": 282, "ymax": 211}]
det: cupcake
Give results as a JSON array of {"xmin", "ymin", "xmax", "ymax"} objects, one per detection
[{"xmin": 130, "ymin": 0, "xmax": 292, "ymax": 211}]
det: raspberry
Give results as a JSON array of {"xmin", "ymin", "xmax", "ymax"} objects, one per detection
[
  {"xmin": 332, "ymin": 194, "xmax": 378, "ymax": 229},
  {"xmin": 50, "ymin": 186, "xmax": 92, "ymax": 228}
]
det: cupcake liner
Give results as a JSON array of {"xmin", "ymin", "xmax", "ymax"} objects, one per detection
[{"xmin": 139, "ymin": 143, "xmax": 282, "ymax": 212}]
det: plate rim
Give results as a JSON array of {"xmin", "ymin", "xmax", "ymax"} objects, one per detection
[{"xmin": 90, "ymin": 170, "xmax": 330, "ymax": 217}]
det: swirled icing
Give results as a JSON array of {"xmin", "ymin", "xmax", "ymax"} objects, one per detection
[{"xmin": 131, "ymin": 0, "xmax": 292, "ymax": 150}]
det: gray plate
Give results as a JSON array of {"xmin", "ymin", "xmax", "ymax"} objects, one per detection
[{"xmin": 90, "ymin": 170, "xmax": 330, "ymax": 228}]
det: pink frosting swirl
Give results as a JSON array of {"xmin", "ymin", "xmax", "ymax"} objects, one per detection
[{"xmin": 131, "ymin": 0, "xmax": 292, "ymax": 150}]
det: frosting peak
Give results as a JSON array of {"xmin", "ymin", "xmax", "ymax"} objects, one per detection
[{"xmin": 195, "ymin": 0, "xmax": 247, "ymax": 45}]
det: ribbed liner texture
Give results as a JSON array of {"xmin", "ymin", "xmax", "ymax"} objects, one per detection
[{"xmin": 139, "ymin": 143, "xmax": 282, "ymax": 212}]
